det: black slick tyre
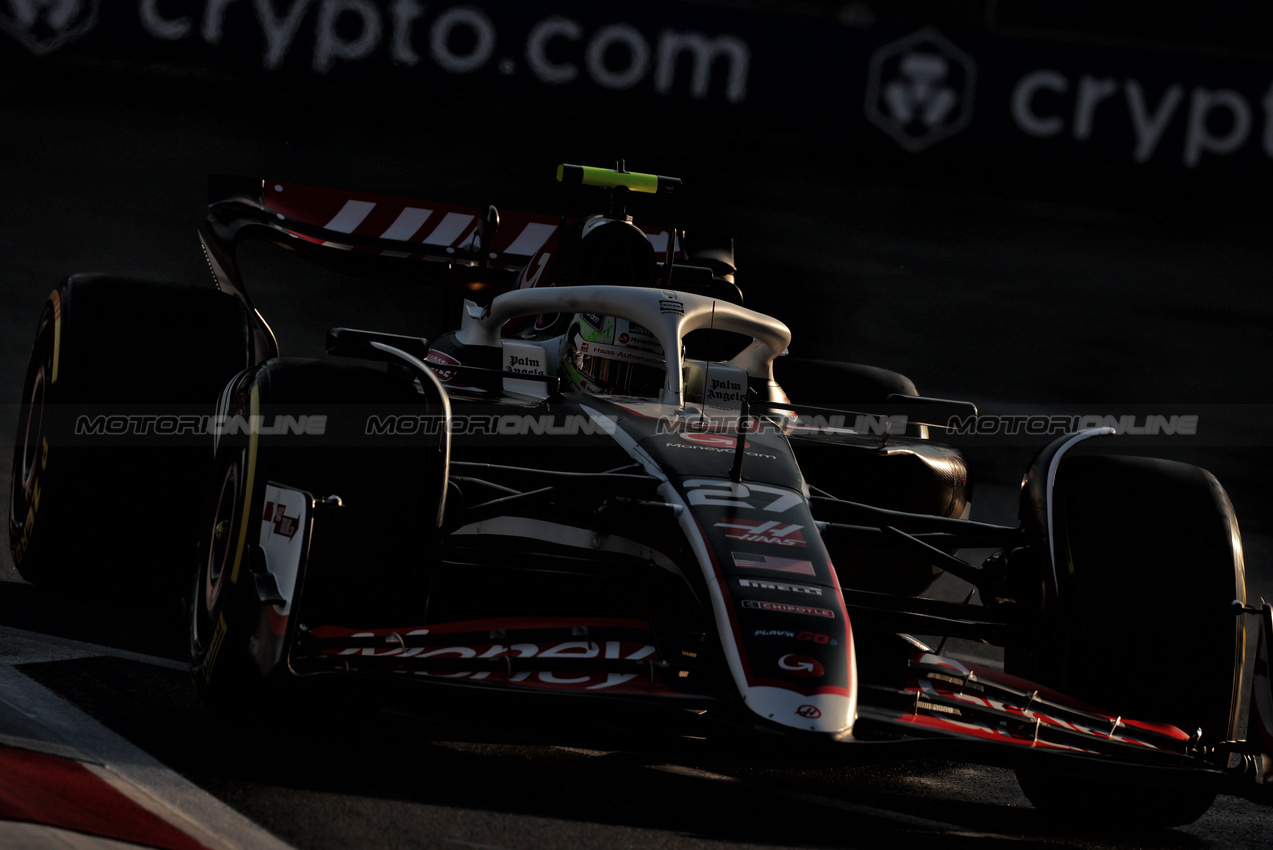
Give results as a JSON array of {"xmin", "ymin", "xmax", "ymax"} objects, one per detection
[
  {"xmin": 774, "ymin": 357, "xmax": 919, "ymax": 405},
  {"xmin": 8, "ymin": 276, "xmax": 252, "ymax": 601},
  {"xmin": 190, "ymin": 357, "xmax": 445, "ymax": 712},
  {"xmin": 1009, "ymin": 454, "xmax": 1246, "ymax": 828},
  {"xmin": 776, "ymin": 357, "xmax": 969, "ymax": 595}
]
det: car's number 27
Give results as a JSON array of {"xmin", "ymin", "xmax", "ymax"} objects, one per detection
[{"xmin": 682, "ymin": 479, "xmax": 802, "ymax": 513}]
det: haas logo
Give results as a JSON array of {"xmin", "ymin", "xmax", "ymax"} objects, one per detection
[
  {"xmin": 1, "ymin": 0, "xmax": 98, "ymax": 56},
  {"xmin": 425, "ymin": 350, "xmax": 460, "ymax": 383}
]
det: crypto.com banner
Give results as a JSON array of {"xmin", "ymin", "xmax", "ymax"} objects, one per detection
[{"xmin": 4, "ymin": 1, "xmax": 1271, "ymax": 190}]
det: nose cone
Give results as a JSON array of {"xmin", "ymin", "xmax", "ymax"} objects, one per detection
[{"xmin": 743, "ymin": 684, "xmax": 857, "ymax": 734}]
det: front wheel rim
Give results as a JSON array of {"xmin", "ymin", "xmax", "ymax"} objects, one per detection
[{"xmin": 195, "ymin": 461, "xmax": 239, "ymax": 651}]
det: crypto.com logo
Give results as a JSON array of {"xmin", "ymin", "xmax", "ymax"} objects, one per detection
[
  {"xmin": 1, "ymin": 0, "xmax": 97, "ymax": 55},
  {"xmin": 865, "ymin": 27, "xmax": 976, "ymax": 152}
]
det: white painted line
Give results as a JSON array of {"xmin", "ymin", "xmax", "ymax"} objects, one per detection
[
  {"xmin": 0, "ymin": 821, "xmax": 149, "ymax": 849},
  {"xmin": 646, "ymin": 762, "xmax": 999, "ymax": 835},
  {"xmin": 765, "ymin": 786, "xmax": 1002, "ymax": 836},
  {"xmin": 647, "ymin": 763, "xmax": 739, "ymax": 783},
  {"xmin": 0, "ymin": 730, "xmax": 97, "ymax": 764},
  {"xmin": 548, "ymin": 746, "xmax": 611, "ymax": 758},
  {"xmin": 0, "ymin": 625, "xmax": 186, "ymax": 671},
  {"xmin": 0, "ymin": 663, "xmax": 295, "ymax": 850},
  {"xmin": 445, "ymin": 839, "xmax": 525, "ymax": 850}
]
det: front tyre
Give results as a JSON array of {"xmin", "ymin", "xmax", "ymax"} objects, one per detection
[
  {"xmin": 1009, "ymin": 454, "xmax": 1246, "ymax": 828},
  {"xmin": 188, "ymin": 357, "xmax": 444, "ymax": 713},
  {"xmin": 9, "ymin": 299, "xmax": 57, "ymax": 585},
  {"xmin": 190, "ymin": 447, "xmax": 263, "ymax": 711}
]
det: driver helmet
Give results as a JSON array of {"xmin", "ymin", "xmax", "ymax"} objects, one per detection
[{"xmin": 561, "ymin": 313, "xmax": 665, "ymax": 397}]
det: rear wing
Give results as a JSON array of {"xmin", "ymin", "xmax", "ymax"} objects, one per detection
[
  {"xmin": 199, "ymin": 175, "xmax": 562, "ymax": 292},
  {"xmin": 198, "ymin": 175, "xmax": 740, "ymax": 360}
]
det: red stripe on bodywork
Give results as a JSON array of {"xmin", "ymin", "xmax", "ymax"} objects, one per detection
[
  {"xmin": 963, "ymin": 664, "xmax": 1190, "ymax": 742},
  {"xmin": 309, "ymin": 616, "xmax": 653, "ymax": 639},
  {"xmin": 891, "ymin": 713, "xmax": 1082, "ymax": 750}
]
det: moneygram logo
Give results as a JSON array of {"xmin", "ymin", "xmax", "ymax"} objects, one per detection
[
  {"xmin": 779, "ymin": 654, "xmax": 825, "ymax": 679},
  {"xmin": 682, "ymin": 431, "xmax": 748, "ymax": 449},
  {"xmin": 865, "ymin": 27, "xmax": 976, "ymax": 152},
  {"xmin": 1, "ymin": 0, "xmax": 98, "ymax": 55}
]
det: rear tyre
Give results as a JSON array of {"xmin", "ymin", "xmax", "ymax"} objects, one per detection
[
  {"xmin": 777, "ymin": 357, "xmax": 968, "ymax": 595},
  {"xmin": 774, "ymin": 357, "xmax": 927, "ymax": 442},
  {"xmin": 773, "ymin": 357, "xmax": 919, "ymax": 407},
  {"xmin": 1009, "ymin": 454, "xmax": 1245, "ymax": 828},
  {"xmin": 8, "ymin": 276, "xmax": 252, "ymax": 601}
]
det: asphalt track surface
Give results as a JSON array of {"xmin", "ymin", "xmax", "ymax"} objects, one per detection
[{"xmin": 2, "ymin": 66, "xmax": 1273, "ymax": 849}]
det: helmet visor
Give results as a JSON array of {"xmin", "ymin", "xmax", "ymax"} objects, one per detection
[{"xmin": 570, "ymin": 339, "xmax": 665, "ymax": 397}]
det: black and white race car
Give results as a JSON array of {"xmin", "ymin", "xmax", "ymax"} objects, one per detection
[{"xmin": 11, "ymin": 163, "xmax": 1273, "ymax": 828}]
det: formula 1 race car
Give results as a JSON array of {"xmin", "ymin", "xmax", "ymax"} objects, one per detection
[{"xmin": 10, "ymin": 163, "xmax": 1273, "ymax": 828}]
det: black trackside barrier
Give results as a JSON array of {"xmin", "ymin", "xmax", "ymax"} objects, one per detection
[{"xmin": 7, "ymin": 2, "xmax": 1272, "ymax": 201}]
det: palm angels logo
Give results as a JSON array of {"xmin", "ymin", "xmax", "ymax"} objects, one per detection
[{"xmin": 1, "ymin": 0, "xmax": 97, "ymax": 55}]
